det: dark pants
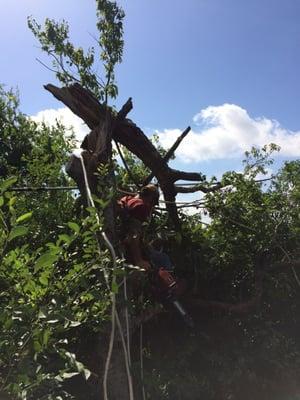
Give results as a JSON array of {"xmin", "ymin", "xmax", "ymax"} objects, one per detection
[{"xmin": 148, "ymin": 248, "xmax": 174, "ymax": 271}]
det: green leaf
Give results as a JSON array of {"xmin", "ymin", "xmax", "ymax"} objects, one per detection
[
  {"xmin": 42, "ymin": 328, "xmax": 51, "ymax": 346},
  {"xmin": 8, "ymin": 226, "xmax": 28, "ymax": 241},
  {"xmin": 9, "ymin": 196, "xmax": 17, "ymax": 207},
  {"xmin": 39, "ymin": 274, "xmax": 49, "ymax": 286},
  {"xmin": 33, "ymin": 340, "xmax": 42, "ymax": 353},
  {"xmin": 67, "ymin": 221, "xmax": 80, "ymax": 233},
  {"xmin": 0, "ymin": 176, "xmax": 17, "ymax": 193},
  {"xmin": 34, "ymin": 252, "xmax": 59, "ymax": 272},
  {"xmin": 0, "ymin": 196, "xmax": 4, "ymax": 207},
  {"xmin": 16, "ymin": 212, "xmax": 33, "ymax": 223},
  {"xmin": 111, "ymin": 280, "xmax": 119, "ymax": 294},
  {"xmin": 58, "ymin": 234, "xmax": 73, "ymax": 245}
]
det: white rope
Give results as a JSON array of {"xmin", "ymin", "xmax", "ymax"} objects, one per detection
[
  {"xmin": 73, "ymin": 149, "xmax": 134, "ymax": 400},
  {"xmin": 115, "ymin": 312, "xmax": 135, "ymax": 399},
  {"xmin": 140, "ymin": 322, "xmax": 146, "ymax": 400},
  {"xmin": 124, "ymin": 274, "xmax": 132, "ymax": 367}
]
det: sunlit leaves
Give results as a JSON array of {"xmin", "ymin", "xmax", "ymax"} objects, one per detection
[
  {"xmin": 67, "ymin": 221, "xmax": 80, "ymax": 233},
  {"xmin": 28, "ymin": 0, "xmax": 125, "ymax": 102},
  {"xmin": 8, "ymin": 226, "xmax": 28, "ymax": 242},
  {"xmin": 16, "ymin": 212, "xmax": 32, "ymax": 223},
  {"xmin": 34, "ymin": 251, "xmax": 59, "ymax": 272},
  {"xmin": 0, "ymin": 190, "xmax": 112, "ymax": 398},
  {"xmin": 0, "ymin": 177, "xmax": 17, "ymax": 193}
]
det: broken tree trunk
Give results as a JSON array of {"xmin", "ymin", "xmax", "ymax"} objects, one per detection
[{"xmin": 44, "ymin": 83, "xmax": 208, "ymax": 229}]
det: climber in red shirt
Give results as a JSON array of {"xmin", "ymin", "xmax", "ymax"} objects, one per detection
[
  {"xmin": 119, "ymin": 184, "xmax": 190, "ymax": 325},
  {"xmin": 118, "ymin": 184, "xmax": 161, "ymax": 270}
]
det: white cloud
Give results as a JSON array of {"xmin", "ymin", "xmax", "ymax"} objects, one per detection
[
  {"xmin": 30, "ymin": 107, "xmax": 89, "ymax": 144},
  {"xmin": 157, "ymin": 104, "xmax": 300, "ymax": 163},
  {"xmin": 30, "ymin": 104, "xmax": 300, "ymax": 164}
]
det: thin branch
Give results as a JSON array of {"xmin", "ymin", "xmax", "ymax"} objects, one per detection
[
  {"xmin": 265, "ymin": 260, "xmax": 300, "ymax": 272},
  {"xmin": 220, "ymin": 216, "xmax": 257, "ymax": 233},
  {"xmin": 292, "ymin": 266, "xmax": 300, "ymax": 288},
  {"xmin": 175, "ymin": 183, "xmax": 222, "ymax": 194},
  {"xmin": 50, "ymin": 50, "xmax": 105, "ymax": 90},
  {"xmin": 36, "ymin": 58, "xmax": 59, "ymax": 75},
  {"xmin": 114, "ymin": 140, "xmax": 141, "ymax": 189},
  {"xmin": 255, "ymin": 175, "xmax": 275, "ymax": 183},
  {"xmin": 52, "ymin": 52, "xmax": 82, "ymax": 84},
  {"xmin": 171, "ymin": 169, "xmax": 206, "ymax": 183},
  {"xmin": 173, "ymin": 175, "xmax": 274, "ymax": 187},
  {"xmin": 174, "ymin": 175, "xmax": 274, "ymax": 193},
  {"xmin": 275, "ymin": 242, "xmax": 300, "ymax": 289},
  {"xmin": 86, "ymin": 33, "xmax": 107, "ymax": 87},
  {"xmin": 10, "ymin": 186, "xmax": 77, "ymax": 192},
  {"xmin": 143, "ymin": 126, "xmax": 191, "ymax": 186},
  {"xmin": 116, "ymin": 98, "xmax": 133, "ymax": 121},
  {"xmin": 160, "ymin": 198, "xmax": 205, "ymax": 205}
]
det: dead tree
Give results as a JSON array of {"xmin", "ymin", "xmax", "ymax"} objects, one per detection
[{"xmin": 44, "ymin": 83, "xmax": 211, "ymax": 229}]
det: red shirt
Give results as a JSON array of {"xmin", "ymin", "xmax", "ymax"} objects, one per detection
[{"xmin": 119, "ymin": 196, "xmax": 152, "ymax": 222}]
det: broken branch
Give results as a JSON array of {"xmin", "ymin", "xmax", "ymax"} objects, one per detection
[
  {"xmin": 175, "ymin": 183, "xmax": 222, "ymax": 194},
  {"xmin": 143, "ymin": 126, "xmax": 191, "ymax": 186}
]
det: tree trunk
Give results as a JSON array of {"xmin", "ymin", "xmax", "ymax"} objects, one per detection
[{"xmin": 44, "ymin": 83, "xmax": 208, "ymax": 228}]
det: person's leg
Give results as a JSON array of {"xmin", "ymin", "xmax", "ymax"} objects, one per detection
[{"xmin": 148, "ymin": 248, "xmax": 174, "ymax": 271}]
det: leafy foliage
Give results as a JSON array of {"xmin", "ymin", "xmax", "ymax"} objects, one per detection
[
  {"xmin": 28, "ymin": 0, "xmax": 125, "ymax": 102},
  {"xmin": 0, "ymin": 177, "xmax": 112, "ymax": 399},
  {"xmin": 0, "ymin": 86, "xmax": 76, "ymax": 245},
  {"xmin": 138, "ymin": 148, "xmax": 300, "ymax": 400},
  {"xmin": 1, "ymin": 95, "xmax": 300, "ymax": 399}
]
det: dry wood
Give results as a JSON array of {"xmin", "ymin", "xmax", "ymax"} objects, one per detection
[
  {"xmin": 45, "ymin": 83, "xmax": 219, "ymax": 228},
  {"xmin": 143, "ymin": 126, "xmax": 191, "ymax": 186},
  {"xmin": 175, "ymin": 182, "xmax": 222, "ymax": 194}
]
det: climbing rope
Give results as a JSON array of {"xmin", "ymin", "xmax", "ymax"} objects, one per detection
[
  {"xmin": 139, "ymin": 293, "xmax": 147, "ymax": 400},
  {"xmin": 73, "ymin": 149, "xmax": 134, "ymax": 400},
  {"xmin": 123, "ymin": 271, "xmax": 132, "ymax": 367}
]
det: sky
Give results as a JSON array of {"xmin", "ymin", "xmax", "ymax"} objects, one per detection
[{"xmin": 1, "ymin": 0, "xmax": 300, "ymax": 186}]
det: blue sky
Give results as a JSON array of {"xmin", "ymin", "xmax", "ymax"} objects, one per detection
[{"xmin": 1, "ymin": 0, "xmax": 300, "ymax": 183}]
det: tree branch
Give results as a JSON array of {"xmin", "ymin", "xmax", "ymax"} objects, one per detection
[
  {"xmin": 175, "ymin": 183, "xmax": 222, "ymax": 194},
  {"xmin": 143, "ymin": 126, "xmax": 191, "ymax": 186},
  {"xmin": 170, "ymin": 169, "xmax": 206, "ymax": 183},
  {"xmin": 43, "ymin": 83, "xmax": 206, "ymax": 227},
  {"xmin": 116, "ymin": 97, "xmax": 133, "ymax": 120},
  {"xmin": 44, "ymin": 83, "xmax": 106, "ymax": 129},
  {"xmin": 265, "ymin": 260, "xmax": 300, "ymax": 273}
]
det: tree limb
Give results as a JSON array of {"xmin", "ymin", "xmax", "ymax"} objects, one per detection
[
  {"xmin": 170, "ymin": 169, "xmax": 206, "ymax": 183},
  {"xmin": 116, "ymin": 97, "xmax": 133, "ymax": 121},
  {"xmin": 265, "ymin": 260, "xmax": 300, "ymax": 273},
  {"xmin": 175, "ymin": 183, "xmax": 222, "ymax": 194},
  {"xmin": 44, "ymin": 83, "xmax": 106, "ymax": 129},
  {"xmin": 143, "ymin": 126, "xmax": 191, "ymax": 186},
  {"xmin": 44, "ymin": 83, "xmax": 210, "ymax": 227}
]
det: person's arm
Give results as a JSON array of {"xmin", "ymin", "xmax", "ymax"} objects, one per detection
[
  {"xmin": 125, "ymin": 234, "xmax": 151, "ymax": 271},
  {"xmin": 124, "ymin": 218, "xmax": 151, "ymax": 271}
]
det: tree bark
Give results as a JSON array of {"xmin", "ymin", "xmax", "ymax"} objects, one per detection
[{"xmin": 44, "ymin": 83, "xmax": 213, "ymax": 228}]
